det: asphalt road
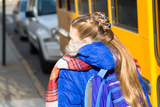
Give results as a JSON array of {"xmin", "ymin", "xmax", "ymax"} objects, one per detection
[{"xmin": 0, "ymin": 5, "xmax": 50, "ymax": 91}]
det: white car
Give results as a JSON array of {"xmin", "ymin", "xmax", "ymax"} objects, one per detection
[
  {"xmin": 13, "ymin": 0, "xmax": 28, "ymax": 40},
  {"xmin": 26, "ymin": 0, "xmax": 61, "ymax": 73}
]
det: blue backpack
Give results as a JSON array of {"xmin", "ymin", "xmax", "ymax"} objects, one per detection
[
  {"xmin": 84, "ymin": 69, "xmax": 152, "ymax": 107},
  {"xmin": 85, "ymin": 69, "xmax": 116, "ymax": 107}
]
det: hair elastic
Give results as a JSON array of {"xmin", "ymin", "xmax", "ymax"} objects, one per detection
[
  {"xmin": 96, "ymin": 12, "xmax": 101, "ymax": 17},
  {"xmin": 103, "ymin": 16, "xmax": 108, "ymax": 19},
  {"xmin": 108, "ymin": 23, "xmax": 111, "ymax": 26}
]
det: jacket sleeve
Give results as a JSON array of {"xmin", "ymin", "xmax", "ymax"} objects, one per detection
[
  {"xmin": 58, "ymin": 69, "xmax": 82, "ymax": 107},
  {"xmin": 137, "ymin": 71, "xmax": 152, "ymax": 107}
]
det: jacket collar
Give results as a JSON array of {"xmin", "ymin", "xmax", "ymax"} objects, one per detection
[
  {"xmin": 65, "ymin": 41, "xmax": 91, "ymax": 57},
  {"xmin": 65, "ymin": 41, "xmax": 115, "ymax": 70}
]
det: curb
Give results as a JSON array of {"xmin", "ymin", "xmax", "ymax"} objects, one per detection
[
  {"xmin": 21, "ymin": 59, "xmax": 46, "ymax": 101},
  {"xmin": 6, "ymin": 32, "xmax": 46, "ymax": 102}
]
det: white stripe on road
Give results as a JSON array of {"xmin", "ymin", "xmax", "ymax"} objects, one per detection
[{"xmin": 0, "ymin": 98, "xmax": 45, "ymax": 107}]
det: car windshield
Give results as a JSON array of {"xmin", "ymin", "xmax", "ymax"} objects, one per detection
[
  {"xmin": 38, "ymin": 0, "xmax": 56, "ymax": 15},
  {"xmin": 20, "ymin": 1, "xmax": 27, "ymax": 12}
]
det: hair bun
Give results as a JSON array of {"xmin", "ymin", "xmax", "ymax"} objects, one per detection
[{"xmin": 93, "ymin": 12, "xmax": 111, "ymax": 31}]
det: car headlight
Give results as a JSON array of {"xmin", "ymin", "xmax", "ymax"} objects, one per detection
[
  {"xmin": 52, "ymin": 29, "xmax": 57, "ymax": 35},
  {"xmin": 51, "ymin": 28, "xmax": 59, "ymax": 42}
]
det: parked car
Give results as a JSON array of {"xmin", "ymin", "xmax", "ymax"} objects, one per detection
[
  {"xmin": 13, "ymin": 0, "xmax": 28, "ymax": 40},
  {"xmin": 26, "ymin": 0, "xmax": 61, "ymax": 74}
]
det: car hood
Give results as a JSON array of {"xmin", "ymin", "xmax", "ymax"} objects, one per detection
[{"xmin": 37, "ymin": 14, "xmax": 58, "ymax": 29}]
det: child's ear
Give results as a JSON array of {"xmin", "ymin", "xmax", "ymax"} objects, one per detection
[
  {"xmin": 82, "ymin": 37, "xmax": 92, "ymax": 42},
  {"xmin": 83, "ymin": 39, "xmax": 86, "ymax": 42}
]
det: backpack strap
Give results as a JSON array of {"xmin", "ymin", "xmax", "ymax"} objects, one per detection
[
  {"xmin": 85, "ymin": 69, "xmax": 108, "ymax": 107},
  {"xmin": 97, "ymin": 69, "xmax": 108, "ymax": 78},
  {"xmin": 95, "ymin": 69, "xmax": 108, "ymax": 107},
  {"xmin": 85, "ymin": 76, "xmax": 94, "ymax": 107}
]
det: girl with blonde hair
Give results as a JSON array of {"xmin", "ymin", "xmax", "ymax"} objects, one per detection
[{"xmin": 46, "ymin": 12, "xmax": 152, "ymax": 107}]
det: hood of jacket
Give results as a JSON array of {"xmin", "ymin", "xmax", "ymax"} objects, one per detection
[{"xmin": 65, "ymin": 41, "xmax": 115, "ymax": 70}]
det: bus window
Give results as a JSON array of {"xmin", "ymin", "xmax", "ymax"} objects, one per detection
[
  {"xmin": 112, "ymin": 0, "xmax": 138, "ymax": 30},
  {"xmin": 154, "ymin": 0, "xmax": 160, "ymax": 105},
  {"xmin": 78, "ymin": 0, "xmax": 89, "ymax": 14},
  {"xmin": 158, "ymin": 76, "xmax": 160, "ymax": 107},
  {"xmin": 67, "ymin": 0, "xmax": 75, "ymax": 12},
  {"xmin": 92, "ymin": 0, "xmax": 108, "ymax": 16},
  {"xmin": 59, "ymin": 0, "xmax": 66, "ymax": 9},
  {"xmin": 154, "ymin": 0, "xmax": 160, "ymax": 62}
]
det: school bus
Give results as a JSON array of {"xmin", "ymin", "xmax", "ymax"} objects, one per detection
[{"xmin": 55, "ymin": 0, "xmax": 160, "ymax": 106}]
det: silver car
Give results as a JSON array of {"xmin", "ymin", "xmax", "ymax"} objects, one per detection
[{"xmin": 13, "ymin": 0, "xmax": 28, "ymax": 40}]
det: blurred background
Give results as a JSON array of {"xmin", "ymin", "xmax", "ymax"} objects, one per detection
[{"xmin": 0, "ymin": 0, "xmax": 58, "ymax": 106}]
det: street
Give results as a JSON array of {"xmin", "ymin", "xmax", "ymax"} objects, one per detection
[{"xmin": 0, "ymin": 5, "xmax": 50, "ymax": 91}]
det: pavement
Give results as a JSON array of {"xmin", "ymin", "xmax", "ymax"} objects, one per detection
[{"xmin": 0, "ymin": 24, "xmax": 46, "ymax": 106}]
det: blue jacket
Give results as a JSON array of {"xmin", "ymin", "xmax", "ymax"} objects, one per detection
[{"xmin": 58, "ymin": 42, "xmax": 152, "ymax": 107}]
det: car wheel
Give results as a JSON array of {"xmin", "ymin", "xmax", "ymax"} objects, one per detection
[
  {"xmin": 20, "ymin": 35, "xmax": 27, "ymax": 41},
  {"xmin": 39, "ymin": 46, "xmax": 54, "ymax": 74},
  {"xmin": 29, "ymin": 42, "xmax": 38, "ymax": 54},
  {"xmin": 14, "ymin": 28, "xmax": 18, "ymax": 33},
  {"xmin": 14, "ymin": 23, "xmax": 19, "ymax": 34}
]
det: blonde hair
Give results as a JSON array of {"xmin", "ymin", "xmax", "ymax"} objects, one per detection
[{"xmin": 71, "ymin": 12, "xmax": 148, "ymax": 107}]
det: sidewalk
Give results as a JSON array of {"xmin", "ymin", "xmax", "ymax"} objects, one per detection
[{"xmin": 0, "ymin": 26, "xmax": 45, "ymax": 106}]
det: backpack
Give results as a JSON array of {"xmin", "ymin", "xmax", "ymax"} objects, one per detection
[
  {"xmin": 85, "ymin": 69, "xmax": 117, "ymax": 107},
  {"xmin": 84, "ymin": 69, "xmax": 152, "ymax": 107},
  {"xmin": 85, "ymin": 68, "xmax": 132, "ymax": 107}
]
